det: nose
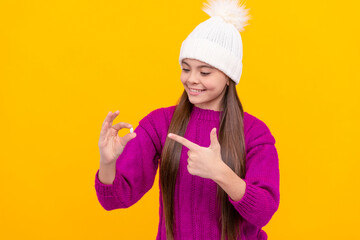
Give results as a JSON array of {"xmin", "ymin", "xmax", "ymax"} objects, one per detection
[{"xmin": 187, "ymin": 71, "xmax": 199, "ymax": 85}]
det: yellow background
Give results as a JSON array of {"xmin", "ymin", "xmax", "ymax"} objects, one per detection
[{"xmin": 1, "ymin": 0, "xmax": 359, "ymax": 239}]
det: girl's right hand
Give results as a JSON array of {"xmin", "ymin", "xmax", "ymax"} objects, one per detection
[{"xmin": 98, "ymin": 110, "xmax": 137, "ymax": 165}]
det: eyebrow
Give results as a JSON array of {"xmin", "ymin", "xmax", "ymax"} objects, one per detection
[{"xmin": 181, "ymin": 60, "xmax": 214, "ymax": 69}]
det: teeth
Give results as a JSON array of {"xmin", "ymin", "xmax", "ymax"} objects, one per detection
[{"xmin": 190, "ymin": 88, "xmax": 204, "ymax": 93}]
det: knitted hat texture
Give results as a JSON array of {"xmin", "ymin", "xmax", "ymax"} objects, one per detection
[{"xmin": 179, "ymin": 0, "xmax": 251, "ymax": 85}]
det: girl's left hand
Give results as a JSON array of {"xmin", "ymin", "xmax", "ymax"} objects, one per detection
[{"xmin": 167, "ymin": 128, "xmax": 223, "ymax": 180}]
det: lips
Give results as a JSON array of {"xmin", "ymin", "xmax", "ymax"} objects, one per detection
[
  {"xmin": 189, "ymin": 87, "xmax": 206, "ymax": 92},
  {"xmin": 188, "ymin": 87, "xmax": 206, "ymax": 96}
]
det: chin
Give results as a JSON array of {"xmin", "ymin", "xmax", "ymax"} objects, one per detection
[{"xmin": 188, "ymin": 98, "xmax": 204, "ymax": 105}]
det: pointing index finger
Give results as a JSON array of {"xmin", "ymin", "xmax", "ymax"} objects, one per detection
[{"xmin": 168, "ymin": 133, "xmax": 198, "ymax": 150}]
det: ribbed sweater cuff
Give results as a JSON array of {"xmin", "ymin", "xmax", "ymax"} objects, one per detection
[
  {"xmin": 227, "ymin": 178, "xmax": 259, "ymax": 216},
  {"xmin": 94, "ymin": 168, "xmax": 122, "ymax": 197}
]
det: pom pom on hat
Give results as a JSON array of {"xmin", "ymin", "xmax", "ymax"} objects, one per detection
[{"xmin": 202, "ymin": 0, "xmax": 251, "ymax": 32}]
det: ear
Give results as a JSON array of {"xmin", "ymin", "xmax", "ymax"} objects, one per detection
[{"xmin": 227, "ymin": 78, "xmax": 230, "ymax": 86}]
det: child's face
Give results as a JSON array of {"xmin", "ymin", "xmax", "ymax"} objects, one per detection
[{"xmin": 180, "ymin": 58, "xmax": 230, "ymax": 111}]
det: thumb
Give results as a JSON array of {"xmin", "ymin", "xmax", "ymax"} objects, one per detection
[
  {"xmin": 209, "ymin": 128, "xmax": 220, "ymax": 149},
  {"xmin": 121, "ymin": 132, "xmax": 137, "ymax": 146}
]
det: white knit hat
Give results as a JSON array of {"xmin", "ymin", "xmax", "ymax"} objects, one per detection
[{"xmin": 179, "ymin": 0, "xmax": 251, "ymax": 85}]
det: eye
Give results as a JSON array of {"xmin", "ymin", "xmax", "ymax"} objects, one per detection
[
  {"xmin": 182, "ymin": 68, "xmax": 190, "ymax": 72},
  {"xmin": 201, "ymin": 72, "xmax": 210, "ymax": 76}
]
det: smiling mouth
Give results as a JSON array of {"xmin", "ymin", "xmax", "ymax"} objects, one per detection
[{"xmin": 189, "ymin": 88, "xmax": 206, "ymax": 92}]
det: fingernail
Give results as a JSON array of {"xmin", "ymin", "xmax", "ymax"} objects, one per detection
[{"xmin": 168, "ymin": 133, "xmax": 172, "ymax": 137}]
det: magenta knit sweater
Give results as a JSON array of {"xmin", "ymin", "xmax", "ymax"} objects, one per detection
[{"xmin": 94, "ymin": 105, "xmax": 280, "ymax": 240}]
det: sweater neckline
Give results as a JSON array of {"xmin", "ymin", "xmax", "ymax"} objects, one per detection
[{"xmin": 191, "ymin": 105, "xmax": 223, "ymax": 120}]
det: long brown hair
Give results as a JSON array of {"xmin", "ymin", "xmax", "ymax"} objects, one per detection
[{"xmin": 160, "ymin": 79, "xmax": 246, "ymax": 240}]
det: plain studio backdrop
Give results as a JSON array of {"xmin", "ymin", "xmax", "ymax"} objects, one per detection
[{"xmin": 0, "ymin": 0, "xmax": 359, "ymax": 239}]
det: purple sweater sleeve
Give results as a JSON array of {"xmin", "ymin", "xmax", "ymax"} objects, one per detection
[
  {"xmin": 228, "ymin": 118, "xmax": 280, "ymax": 227},
  {"xmin": 94, "ymin": 109, "xmax": 162, "ymax": 211}
]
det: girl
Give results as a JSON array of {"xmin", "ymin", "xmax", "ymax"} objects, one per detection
[{"xmin": 95, "ymin": 0, "xmax": 280, "ymax": 239}]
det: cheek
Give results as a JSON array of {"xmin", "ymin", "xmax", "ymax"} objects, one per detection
[
  {"xmin": 180, "ymin": 73, "xmax": 186, "ymax": 84},
  {"xmin": 202, "ymin": 81, "xmax": 216, "ymax": 90},
  {"xmin": 204, "ymin": 75, "xmax": 227, "ymax": 91}
]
